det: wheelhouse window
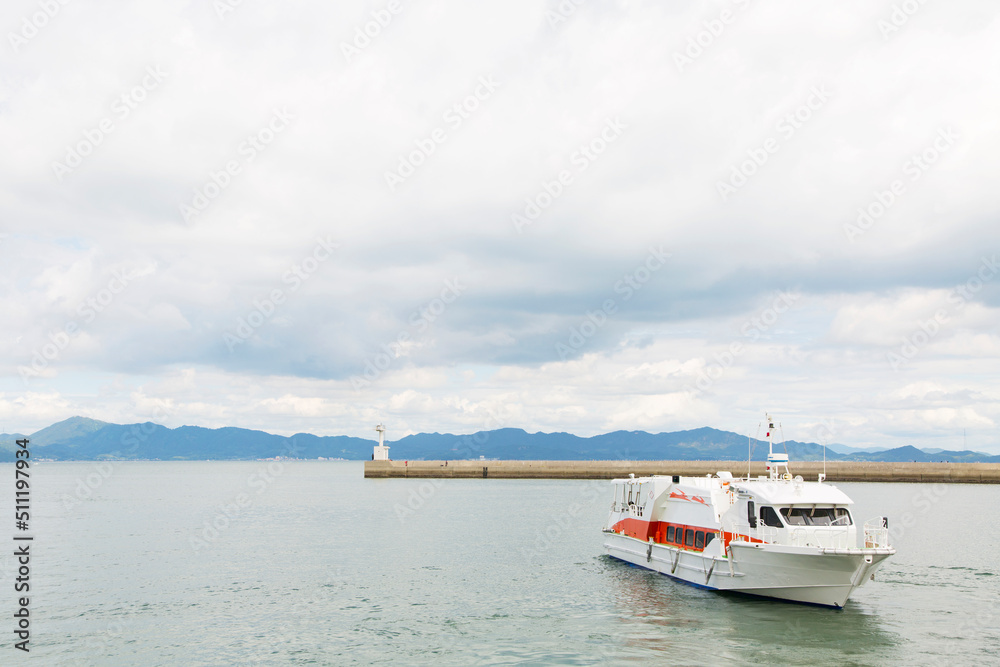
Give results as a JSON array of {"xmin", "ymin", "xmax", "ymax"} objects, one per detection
[
  {"xmin": 684, "ymin": 529, "xmax": 694, "ymax": 547},
  {"xmin": 705, "ymin": 533, "xmax": 715, "ymax": 547},
  {"xmin": 694, "ymin": 531, "xmax": 705, "ymax": 549},
  {"xmin": 666, "ymin": 526, "xmax": 675, "ymax": 542},
  {"xmin": 779, "ymin": 507, "xmax": 852, "ymax": 526},
  {"xmin": 760, "ymin": 506, "xmax": 783, "ymax": 528}
]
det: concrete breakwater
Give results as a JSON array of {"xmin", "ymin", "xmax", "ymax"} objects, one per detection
[{"xmin": 364, "ymin": 459, "xmax": 1000, "ymax": 483}]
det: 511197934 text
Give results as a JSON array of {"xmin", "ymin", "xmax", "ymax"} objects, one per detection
[{"xmin": 12, "ymin": 438, "xmax": 32, "ymax": 653}]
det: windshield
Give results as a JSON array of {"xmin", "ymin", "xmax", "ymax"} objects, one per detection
[{"xmin": 779, "ymin": 507, "xmax": 852, "ymax": 526}]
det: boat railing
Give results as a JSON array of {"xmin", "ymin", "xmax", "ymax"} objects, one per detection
[
  {"xmin": 756, "ymin": 526, "xmax": 778, "ymax": 544},
  {"xmin": 785, "ymin": 526, "xmax": 851, "ymax": 549},
  {"xmin": 723, "ymin": 520, "xmax": 777, "ymax": 545},
  {"xmin": 863, "ymin": 517, "xmax": 891, "ymax": 548},
  {"xmin": 724, "ymin": 520, "xmax": 856, "ymax": 549},
  {"xmin": 608, "ymin": 500, "xmax": 644, "ymax": 517}
]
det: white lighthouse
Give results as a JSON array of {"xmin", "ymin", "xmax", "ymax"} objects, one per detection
[{"xmin": 373, "ymin": 423, "xmax": 390, "ymax": 461}]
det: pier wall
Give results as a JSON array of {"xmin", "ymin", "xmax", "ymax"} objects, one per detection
[{"xmin": 364, "ymin": 459, "xmax": 1000, "ymax": 483}]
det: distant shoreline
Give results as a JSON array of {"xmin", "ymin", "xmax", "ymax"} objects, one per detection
[{"xmin": 364, "ymin": 459, "xmax": 1000, "ymax": 483}]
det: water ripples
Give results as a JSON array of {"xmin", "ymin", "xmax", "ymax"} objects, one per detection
[{"xmin": 16, "ymin": 462, "xmax": 1000, "ymax": 664}]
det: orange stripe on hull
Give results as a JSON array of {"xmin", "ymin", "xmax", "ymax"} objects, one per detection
[{"xmin": 610, "ymin": 519, "xmax": 719, "ymax": 552}]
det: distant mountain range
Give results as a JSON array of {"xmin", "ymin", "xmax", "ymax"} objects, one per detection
[{"xmin": 1, "ymin": 416, "xmax": 998, "ymax": 463}]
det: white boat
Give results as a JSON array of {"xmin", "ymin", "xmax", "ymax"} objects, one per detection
[{"xmin": 602, "ymin": 414, "xmax": 895, "ymax": 608}]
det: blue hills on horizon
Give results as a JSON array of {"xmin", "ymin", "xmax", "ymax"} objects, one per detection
[{"xmin": 1, "ymin": 416, "xmax": 998, "ymax": 464}]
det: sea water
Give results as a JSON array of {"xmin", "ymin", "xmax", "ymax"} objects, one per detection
[{"xmin": 3, "ymin": 461, "xmax": 998, "ymax": 665}]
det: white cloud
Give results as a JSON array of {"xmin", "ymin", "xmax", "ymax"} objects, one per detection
[{"xmin": 2, "ymin": 0, "xmax": 999, "ymax": 453}]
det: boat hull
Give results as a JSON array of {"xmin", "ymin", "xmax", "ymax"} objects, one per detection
[{"xmin": 604, "ymin": 532, "xmax": 893, "ymax": 608}]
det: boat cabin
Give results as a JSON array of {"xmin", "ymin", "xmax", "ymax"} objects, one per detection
[{"xmin": 721, "ymin": 480, "xmax": 857, "ymax": 550}]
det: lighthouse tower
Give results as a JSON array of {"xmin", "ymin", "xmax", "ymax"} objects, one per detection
[{"xmin": 373, "ymin": 424, "xmax": 390, "ymax": 461}]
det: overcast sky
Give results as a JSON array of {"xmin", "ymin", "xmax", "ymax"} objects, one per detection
[{"xmin": 2, "ymin": 1, "xmax": 999, "ymax": 453}]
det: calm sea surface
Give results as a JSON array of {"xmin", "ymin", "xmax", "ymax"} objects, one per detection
[{"xmin": 3, "ymin": 461, "xmax": 999, "ymax": 665}]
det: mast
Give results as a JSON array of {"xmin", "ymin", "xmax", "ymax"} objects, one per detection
[
  {"xmin": 764, "ymin": 413, "xmax": 789, "ymax": 480},
  {"xmin": 822, "ymin": 437, "xmax": 827, "ymax": 482}
]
